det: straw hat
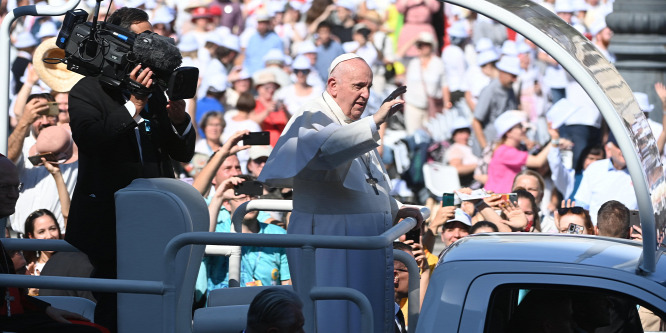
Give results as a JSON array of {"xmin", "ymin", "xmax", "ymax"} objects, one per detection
[{"xmin": 32, "ymin": 37, "xmax": 84, "ymax": 93}]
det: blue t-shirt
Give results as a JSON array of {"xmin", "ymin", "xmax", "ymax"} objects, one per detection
[
  {"xmin": 205, "ymin": 220, "xmax": 290, "ymax": 291},
  {"xmin": 195, "ymin": 97, "xmax": 224, "ymax": 138},
  {"xmin": 243, "ymin": 32, "xmax": 283, "ymax": 75}
]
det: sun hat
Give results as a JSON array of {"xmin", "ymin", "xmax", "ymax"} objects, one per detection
[
  {"xmin": 248, "ymin": 145, "xmax": 273, "ymax": 160},
  {"xmin": 178, "ymin": 33, "xmax": 199, "ymax": 52},
  {"xmin": 36, "ymin": 21, "xmax": 58, "ymax": 39},
  {"xmin": 14, "ymin": 31, "xmax": 38, "ymax": 49},
  {"xmin": 494, "ymin": 110, "xmax": 527, "ymax": 139},
  {"xmin": 253, "ymin": 69, "xmax": 280, "ymax": 88},
  {"xmin": 477, "ymin": 49, "xmax": 500, "ymax": 66},
  {"xmin": 495, "ymin": 56, "xmax": 521, "ymax": 76},
  {"xmin": 292, "ymin": 54, "xmax": 311, "ymax": 70},
  {"xmin": 32, "ymin": 37, "xmax": 84, "ymax": 92}
]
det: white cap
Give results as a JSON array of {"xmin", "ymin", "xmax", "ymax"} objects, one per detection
[
  {"xmin": 328, "ymin": 53, "xmax": 362, "ymax": 76},
  {"xmin": 263, "ymin": 48, "xmax": 286, "ymax": 64},
  {"xmin": 208, "ymin": 72, "xmax": 228, "ymax": 92},
  {"xmin": 268, "ymin": 0, "xmax": 286, "ymax": 16},
  {"xmin": 501, "ymin": 40, "xmax": 517, "ymax": 56},
  {"xmin": 494, "ymin": 110, "xmax": 527, "ymax": 138},
  {"xmin": 254, "ymin": 10, "xmax": 272, "ymax": 21},
  {"xmin": 249, "ymin": 145, "xmax": 273, "ymax": 160},
  {"xmin": 555, "ymin": 0, "xmax": 574, "ymax": 13},
  {"xmin": 220, "ymin": 34, "xmax": 240, "ymax": 53},
  {"xmin": 292, "ymin": 54, "xmax": 311, "ymax": 70},
  {"xmin": 36, "ymin": 21, "xmax": 58, "ymax": 39},
  {"xmin": 152, "ymin": 6, "xmax": 175, "ymax": 25},
  {"xmin": 496, "ymin": 56, "xmax": 521, "ymax": 76},
  {"xmin": 445, "ymin": 208, "xmax": 472, "ymax": 227},
  {"xmin": 516, "ymin": 41, "xmax": 532, "ymax": 54},
  {"xmin": 178, "ymin": 33, "xmax": 199, "ymax": 52},
  {"xmin": 571, "ymin": 0, "xmax": 589, "ymax": 12},
  {"xmin": 634, "ymin": 92, "xmax": 654, "ymax": 112},
  {"xmin": 447, "ymin": 20, "xmax": 469, "ymax": 38},
  {"xmin": 14, "ymin": 31, "xmax": 38, "ymax": 49},
  {"xmin": 297, "ymin": 40, "xmax": 317, "ymax": 55},
  {"xmin": 449, "ymin": 117, "xmax": 471, "ymax": 136},
  {"xmin": 477, "ymin": 49, "xmax": 499, "ymax": 66},
  {"xmin": 205, "ymin": 31, "xmax": 225, "ymax": 47},
  {"xmin": 589, "ymin": 18, "xmax": 607, "ymax": 36},
  {"xmin": 475, "ymin": 38, "xmax": 495, "ymax": 52},
  {"xmin": 417, "ymin": 31, "xmax": 436, "ymax": 46},
  {"xmin": 336, "ymin": 0, "xmax": 356, "ymax": 12}
]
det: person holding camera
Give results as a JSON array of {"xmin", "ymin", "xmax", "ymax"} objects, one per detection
[{"xmin": 64, "ymin": 8, "xmax": 195, "ymax": 332}]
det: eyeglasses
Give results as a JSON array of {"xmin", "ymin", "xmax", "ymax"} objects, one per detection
[
  {"xmin": 294, "ymin": 69, "xmax": 310, "ymax": 75},
  {"xmin": 557, "ymin": 206, "xmax": 586, "ymax": 216},
  {"xmin": 0, "ymin": 183, "xmax": 23, "ymax": 192},
  {"xmin": 394, "ymin": 268, "xmax": 408, "ymax": 273}
]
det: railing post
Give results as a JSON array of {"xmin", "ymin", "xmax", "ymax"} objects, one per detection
[{"xmin": 301, "ymin": 245, "xmax": 317, "ymax": 333}]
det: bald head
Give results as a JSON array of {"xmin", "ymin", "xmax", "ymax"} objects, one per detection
[
  {"xmin": 327, "ymin": 57, "xmax": 373, "ymax": 121},
  {"xmin": 0, "ymin": 155, "xmax": 20, "ymax": 218}
]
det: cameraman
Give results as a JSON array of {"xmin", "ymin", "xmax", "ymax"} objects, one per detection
[{"xmin": 64, "ymin": 7, "xmax": 195, "ymax": 332}]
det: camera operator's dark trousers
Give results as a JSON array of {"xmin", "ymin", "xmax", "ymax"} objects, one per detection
[{"xmin": 88, "ymin": 255, "xmax": 117, "ymax": 333}]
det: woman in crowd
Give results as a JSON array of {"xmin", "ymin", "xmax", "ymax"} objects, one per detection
[
  {"xmin": 484, "ymin": 110, "xmax": 552, "ymax": 193},
  {"xmin": 401, "ymin": 31, "xmax": 446, "ymax": 134},
  {"xmin": 277, "ymin": 55, "xmax": 322, "ymax": 116},
  {"xmin": 395, "ymin": 0, "xmax": 440, "ymax": 59},
  {"xmin": 195, "ymin": 112, "xmax": 225, "ymax": 157},
  {"xmin": 445, "ymin": 118, "xmax": 480, "ymax": 187},
  {"xmin": 511, "ymin": 189, "xmax": 541, "ymax": 232},
  {"xmin": 554, "ymin": 201, "xmax": 594, "ymax": 235},
  {"xmin": 24, "ymin": 209, "xmax": 61, "ymax": 295},
  {"xmin": 251, "ymin": 70, "xmax": 290, "ymax": 147}
]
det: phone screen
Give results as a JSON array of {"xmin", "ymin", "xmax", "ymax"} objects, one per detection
[
  {"xmin": 28, "ymin": 152, "xmax": 57, "ymax": 166},
  {"xmin": 242, "ymin": 132, "xmax": 270, "ymax": 145},
  {"xmin": 234, "ymin": 180, "xmax": 264, "ymax": 196},
  {"xmin": 442, "ymin": 193, "xmax": 455, "ymax": 207}
]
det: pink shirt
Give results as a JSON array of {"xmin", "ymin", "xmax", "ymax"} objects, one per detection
[{"xmin": 484, "ymin": 144, "xmax": 528, "ymax": 193}]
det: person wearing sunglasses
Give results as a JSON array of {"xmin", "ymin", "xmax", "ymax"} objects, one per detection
[
  {"xmin": 277, "ymin": 55, "xmax": 322, "ymax": 117},
  {"xmin": 554, "ymin": 200, "xmax": 594, "ymax": 235}
]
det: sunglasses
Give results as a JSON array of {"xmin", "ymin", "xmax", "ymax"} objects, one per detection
[
  {"xmin": 294, "ymin": 69, "xmax": 310, "ymax": 75},
  {"xmin": 557, "ymin": 206, "xmax": 586, "ymax": 216}
]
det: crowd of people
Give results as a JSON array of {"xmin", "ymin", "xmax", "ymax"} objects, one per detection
[{"xmin": 1, "ymin": 0, "xmax": 665, "ymax": 331}]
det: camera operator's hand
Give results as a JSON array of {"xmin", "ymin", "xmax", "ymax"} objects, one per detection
[
  {"xmin": 166, "ymin": 99, "xmax": 187, "ymax": 125},
  {"xmin": 128, "ymin": 65, "xmax": 153, "ymax": 115}
]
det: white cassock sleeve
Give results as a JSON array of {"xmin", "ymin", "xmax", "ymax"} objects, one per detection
[{"xmin": 259, "ymin": 109, "xmax": 380, "ymax": 191}]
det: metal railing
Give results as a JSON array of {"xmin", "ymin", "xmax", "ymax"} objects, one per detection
[{"xmin": 0, "ymin": 200, "xmax": 426, "ymax": 333}]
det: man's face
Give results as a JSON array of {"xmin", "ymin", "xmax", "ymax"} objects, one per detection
[
  {"xmin": 498, "ymin": 70, "xmax": 517, "ymax": 88},
  {"xmin": 582, "ymin": 152, "xmax": 604, "ymax": 170},
  {"xmin": 0, "ymin": 157, "xmax": 20, "ymax": 218},
  {"xmin": 393, "ymin": 259, "xmax": 409, "ymax": 299},
  {"xmin": 214, "ymin": 155, "xmax": 242, "ymax": 185},
  {"xmin": 329, "ymin": 59, "xmax": 372, "ymax": 121},
  {"xmin": 31, "ymin": 97, "xmax": 57, "ymax": 137},
  {"xmin": 130, "ymin": 21, "xmax": 153, "ymax": 34},
  {"xmin": 247, "ymin": 156, "xmax": 268, "ymax": 178},
  {"xmin": 606, "ymin": 142, "xmax": 626, "ymax": 168},
  {"xmin": 257, "ymin": 20, "xmax": 271, "ymax": 35},
  {"xmin": 441, "ymin": 221, "xmax": 470, "ymax": 246},
  {"xmin": 225, "ymin": 192, "xmax": 259, "ymax": 221},
  {"xmin": 316, "ymin": 26, "xmax": 332, "ymax": 44},
  {"xmin": 55, "ymin": 93, "xmax": 69, "ymax": 124}
]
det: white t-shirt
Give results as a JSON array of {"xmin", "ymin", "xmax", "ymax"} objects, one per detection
[{"xmin": 277, "ymin": 84, "xmax": 323, "ymax": 116}]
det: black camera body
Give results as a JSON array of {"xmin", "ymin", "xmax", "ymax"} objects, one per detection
[{"xmin": 56, "ymin": 9, "xmax": 198, "ymax": 100}]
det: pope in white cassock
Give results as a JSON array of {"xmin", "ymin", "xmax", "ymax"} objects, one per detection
[{"xmin": 259, "ymin": 53, "xmax": 423, "ymax": 333}]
